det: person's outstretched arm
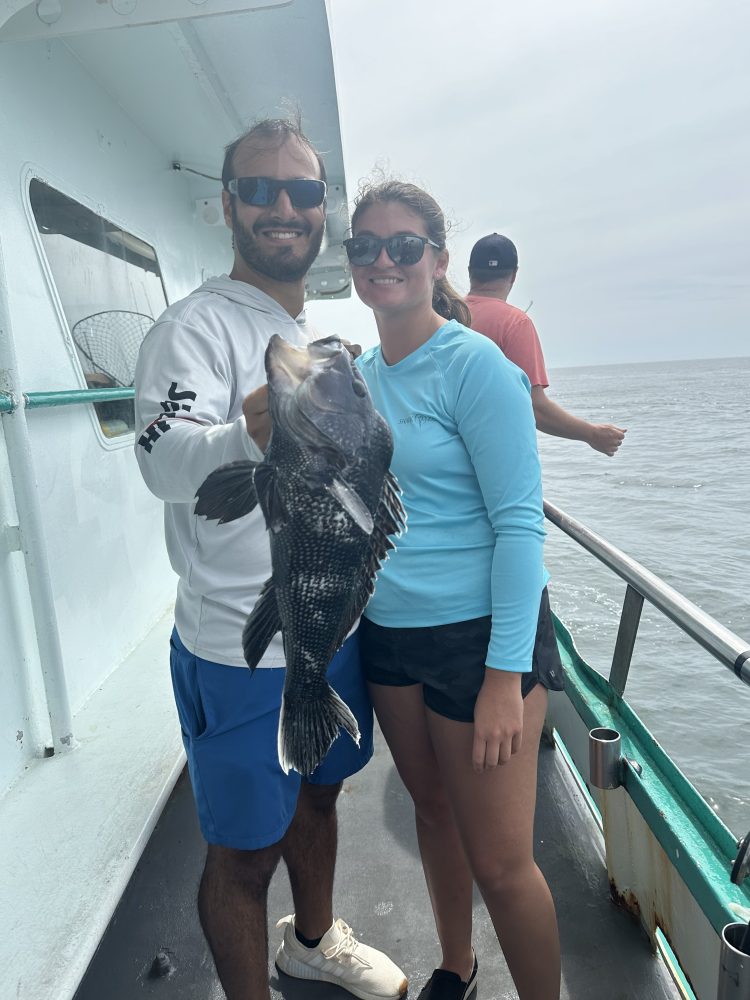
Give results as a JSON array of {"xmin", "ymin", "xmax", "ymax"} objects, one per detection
[{"xmin": 530, "ymin": 385, "xmax": 626, "ymax": 456}]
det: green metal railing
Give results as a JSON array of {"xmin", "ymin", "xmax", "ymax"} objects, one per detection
[
  {"xmin": 544, "ymin": 498, "xmax": 750, "ymax": 973},
  {"xmin": 544, "ymin": 500, "xmax": 750, "ymax": 692},
  {"xmin": 554, "ymin": 617, "xmax": 750, "ymax": 937},
  {"xmin": 0, "ymin": 387, "xmax": 134, "ymax": 413}
]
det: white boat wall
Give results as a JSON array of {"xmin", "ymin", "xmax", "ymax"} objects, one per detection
[
  {"xmin": 2, "ymin": 4, "xmax": 750, "ymax": 1000},
  {"xmin": 0, "ymin": 2, "xmax": 349, "ymax": 997}
]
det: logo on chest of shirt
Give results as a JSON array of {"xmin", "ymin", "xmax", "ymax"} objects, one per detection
[{"xmin": 398, "ymin": 412, "xmax": 438, "ymax": 428}]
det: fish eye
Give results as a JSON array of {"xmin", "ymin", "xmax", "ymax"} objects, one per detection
[{"xmin": 352, "ymin": 380, "xmax": 367, "ymax": 397}]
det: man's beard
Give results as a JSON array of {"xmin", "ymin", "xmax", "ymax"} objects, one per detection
[{"xmin": 232, "ymin": 203, "xmax": 324, "ymax": 282}]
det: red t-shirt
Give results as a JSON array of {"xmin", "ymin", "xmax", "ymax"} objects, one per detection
[{"xmin": 465, "ymin": 294, "xmax": 549, "ymax": 388}]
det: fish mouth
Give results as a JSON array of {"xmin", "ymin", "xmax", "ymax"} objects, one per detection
[
  {"xmin": 266, "ymin": 335, "xmax": 342, "ymax": 392},
  {"xmin": 265, "ymin": 335, "xmax": 369, "ymax": 460},
  {"xmin": 266, "ymin": 336, "xmax": 310, "ymax": 391}
]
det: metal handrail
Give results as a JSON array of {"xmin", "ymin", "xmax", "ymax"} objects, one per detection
[
  {"xmin": 544, "ymin": 500, "xmax": 750, "ymax": 689},
  {"xmin": 0, "ymin": 388, "xmax": 134, "ymax": 413},
  {"xmin": 1, "ymin": 398, "xmax": 746, "ymax": 686}
]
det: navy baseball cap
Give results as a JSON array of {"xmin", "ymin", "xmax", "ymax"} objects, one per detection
[{"xmin": 469, "ymin": 234, "xmax": 518, "ymax": 271}]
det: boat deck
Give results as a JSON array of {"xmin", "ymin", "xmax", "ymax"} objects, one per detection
[{"xmin": 75, "ymin": 729, "xmax": 679, "ymax": 1000}]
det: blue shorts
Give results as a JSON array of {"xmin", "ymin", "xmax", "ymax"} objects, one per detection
[{"xmin": 169, "ymin": 628, "xmax": 374, "ymax": 850}]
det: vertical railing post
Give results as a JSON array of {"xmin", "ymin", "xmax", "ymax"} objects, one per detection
[
  {"xmin": 609, "ymin": 584, "xmax": 645, "ymax": 696},
  {"xmin": 0, "ymin": 246, "xmax": 76, "ymax": 754}
]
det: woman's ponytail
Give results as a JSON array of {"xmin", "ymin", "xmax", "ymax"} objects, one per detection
[{"xmin": 433, "ymin": 276, "xmax": 472, "ymax": 326}]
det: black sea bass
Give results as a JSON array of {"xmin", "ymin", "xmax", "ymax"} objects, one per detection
[{"xmin": 195, "ymin": 335, "xmax": 405, "ymax": 776}]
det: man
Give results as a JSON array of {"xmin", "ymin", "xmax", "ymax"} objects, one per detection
[
  {"xmin": 465, "ymin": 234, "xmax": 626, "ymax": 456},
  {"xmin": 134, "ymin": 119, "xmax": 407, "ymax": 1000}
]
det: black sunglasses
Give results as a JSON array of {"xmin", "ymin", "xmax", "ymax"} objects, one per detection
[
  {"xmin": 343, "ymin": 233, "xmax": 442, "ymax": 267},
  {"xmin": 226, "ymin": 176, "xmax": 327, "ymax": 209}
]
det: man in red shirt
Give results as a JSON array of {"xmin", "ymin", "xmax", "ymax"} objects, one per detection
[{"xmin": 465, "ymin": 234, "xmax": 626, "ymax": 457}]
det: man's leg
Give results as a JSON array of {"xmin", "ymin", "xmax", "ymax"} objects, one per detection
[
  {"xmin": 273, "ymin": 634, "xmax": 407, "ymax": 999},
  {"xmin": 169, "ymin": 635, "xmax": 304, "ymax": 1000},
  {"xmin": 281, "ymin": 632, "xmax": 370, "ymax": 941},
  {"xmin": 282, "ymin": 780, "xmax": 341, "ymax": 939},
  {"xmin": 198, "ymin": 841, "xmax": 284, "ymax": 1000}
]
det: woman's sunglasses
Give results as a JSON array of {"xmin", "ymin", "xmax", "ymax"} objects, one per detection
[
  {"xmin": 343, "ymin": 234, "xmax": 442, "ymax": 267},
  {"xmin": 226, "ymin": 177, "xmax": 327, "ymax": 209}
]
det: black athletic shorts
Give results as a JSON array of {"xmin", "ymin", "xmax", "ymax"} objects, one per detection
[{"xmin": 359, "ymin": 587, "xmax": 565, "ymax": 723}]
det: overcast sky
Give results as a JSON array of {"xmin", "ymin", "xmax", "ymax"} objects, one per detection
[{"xmin": 307, "ymin": 0, "xmax": 750, "ymax": 368}]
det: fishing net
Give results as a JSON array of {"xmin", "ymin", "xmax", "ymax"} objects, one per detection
[
  {"xmin": 71, "ymin": 310, "xmax": 154, "ymax": 433},
  {"xmin": 71, "ymin": 310, "xmax": 154, "ymax": 387}
]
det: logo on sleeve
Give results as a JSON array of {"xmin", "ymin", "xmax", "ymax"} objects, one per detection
[
  {"xmin": 160, "ymin": 382, "xmax": 196, "ymax": 414},
  {"xmin": 138, "ymin": 381, "xmax": 197, "ymax": 453}
]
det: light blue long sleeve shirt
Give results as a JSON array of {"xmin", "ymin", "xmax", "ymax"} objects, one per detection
[{"xmin": 357, "ymin": 320, "xmax": 545, "ymax": 672}]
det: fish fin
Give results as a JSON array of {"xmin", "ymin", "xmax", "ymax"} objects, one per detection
[
  {"xmin": 277, "ymin": 684, "xmax": 360, "ymax": 776},
  {"xmin": 325, "ymin": 477, "xmax": 374, "ymax": 535},
  {"xmin": 253, "ymin": 462, "xmax": 288, "ymax": 533},
  {"xmin": 195, "ymin": 461, "xmax": 258, "ymax": 524},
  {"xmin": 378, "ymin": 470, "xmax": 407, "ymax": 538},
  {"xmin": 242, "ymin": 579, "xmax": 281, "ymax": 671},
  {"xmin": 358, "ymin": 471, "xmax": 406, "ymax": 589},
  {"xmin": 333, "ymin": 472, "xmax": 407, "ymax": 648}
]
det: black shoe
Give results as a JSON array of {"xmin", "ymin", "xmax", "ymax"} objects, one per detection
[{"xmin": 417, "ymin": 954, "xmax": 478, "ymax": 1000}]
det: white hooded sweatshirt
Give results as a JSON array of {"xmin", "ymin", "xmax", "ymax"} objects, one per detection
[{"xmin": 134, "ymin": 275, "xmax": 313, "ymax": 667}]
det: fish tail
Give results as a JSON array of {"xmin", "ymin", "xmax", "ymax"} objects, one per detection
[{"xmin": 277, "ymin": 685, "xmax": 360, "ymax": 776}]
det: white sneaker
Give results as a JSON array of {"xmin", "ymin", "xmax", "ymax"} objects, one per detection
[{"xmin": 275, "ymin": 914, "xmax": 408, "ymax": 1000}]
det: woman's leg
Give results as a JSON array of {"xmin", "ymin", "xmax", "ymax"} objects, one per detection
[
  {"xmin": 426, "ymin": 684, "xmax": 560, "ymax": 1000},
  {"xmin": 369, "ymin": 682, "xmax": 475, "ymax": 981}
]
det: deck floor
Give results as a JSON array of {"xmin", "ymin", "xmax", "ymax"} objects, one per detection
[{"xmin": 75, "ymin": 731, "xmax": 678, "ymax": 1000}]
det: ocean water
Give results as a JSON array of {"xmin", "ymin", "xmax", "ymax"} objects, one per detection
[{"xmin": 538, "ymin": 355, "xmax": 750, "ymax": 837}]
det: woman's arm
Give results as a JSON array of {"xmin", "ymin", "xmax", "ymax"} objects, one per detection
[{"xmin": 452, "ymin": 336, "xmax": 545, "ymax": 769}]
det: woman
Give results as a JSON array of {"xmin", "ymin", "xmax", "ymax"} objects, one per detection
[{"xmin": 344, "ymin": 181, "xmax": 563, "ymax": 1000}]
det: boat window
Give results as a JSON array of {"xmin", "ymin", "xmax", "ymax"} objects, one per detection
[{"xmin": 29, "ymin": 179, "xmax": 168, "ymax": 439}]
